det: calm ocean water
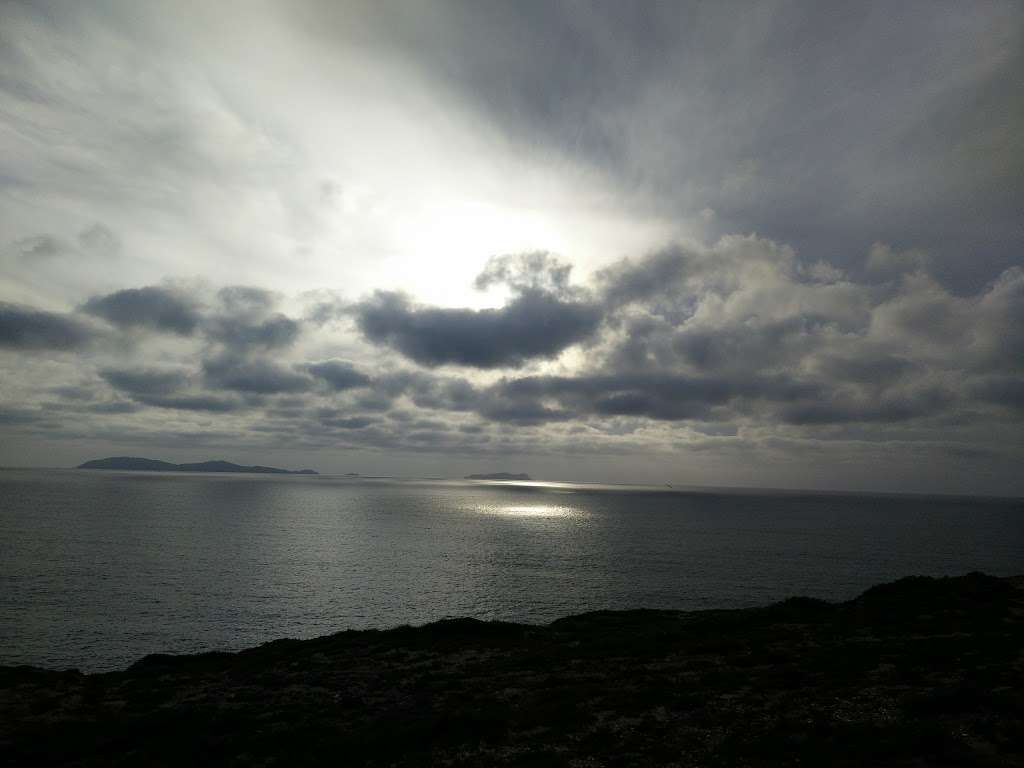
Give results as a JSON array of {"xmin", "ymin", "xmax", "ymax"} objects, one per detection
[{"xmin": 1, "ymin": 468, "xmax": 1021, "ymax": 671}]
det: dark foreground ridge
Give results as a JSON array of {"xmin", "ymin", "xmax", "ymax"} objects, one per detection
[
  {"xmin": 77, "ymin": 457, "xmax": 318, "ymax": 475},
  {"xmin": 2, "ymin": 573, "xmax": 1022, "ymax": 767}
]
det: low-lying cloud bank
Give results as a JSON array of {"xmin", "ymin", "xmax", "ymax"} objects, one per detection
[{"xmin": 1, "ymin": 238, "xmax": 1021, "ymax": 491}]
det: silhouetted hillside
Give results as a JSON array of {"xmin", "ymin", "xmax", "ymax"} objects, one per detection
[{"xmin": 2, "ymin": 572, "xmax": 1021, "ymax": 766}]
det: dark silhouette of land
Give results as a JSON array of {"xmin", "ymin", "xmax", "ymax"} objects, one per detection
[
  {"xmin": 465, "ymin": 472, "xmax": 531, "ymax": 481},
  {"xmin": 77, "ymin": 457, "xmax": 318, "ymax": 475},
  {"xmin": 2, "ymin": 573, "xmax": 1021, "ymax": 766}
]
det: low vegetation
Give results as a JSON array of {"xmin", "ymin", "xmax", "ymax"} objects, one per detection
[{"xmin": 2, "ymin": 573, "xmax": 1021, "ymax": 766}]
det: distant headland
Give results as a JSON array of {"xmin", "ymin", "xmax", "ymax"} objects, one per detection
[
  {"xmin": 77, "ymin": 457, "xmax": 318, "ymax": 475},
  {"xmin": 464, "ymin": 472, "xmax": 531, "ymax": 481}
]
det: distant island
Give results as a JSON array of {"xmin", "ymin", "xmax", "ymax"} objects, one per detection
[
  {"xmin": 464, "ymin": 472, "xmax": 531, "ymax": 481},
  {"xmin": 77, "ymin": 457, "xmax": 318, "ymax": 475}
]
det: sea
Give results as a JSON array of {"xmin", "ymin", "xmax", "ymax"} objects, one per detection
[{"xmin": 1, "ymin": 468, "xmax": 1021, "ymax": 672}]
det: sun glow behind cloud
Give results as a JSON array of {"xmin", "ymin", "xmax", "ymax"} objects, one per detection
[{"xmin": 1, "ymin": 1, "xmax": 1022, "ymax": 495}]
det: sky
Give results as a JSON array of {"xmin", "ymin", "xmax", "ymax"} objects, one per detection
[{"xmin": 1, "ymin": 0, "xmax": 1022, "ymax": 495}]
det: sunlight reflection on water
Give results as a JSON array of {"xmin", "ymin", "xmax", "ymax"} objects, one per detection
[{"xmin": 484, "ymin": 504, "xmax": 584, "ymax": 519}]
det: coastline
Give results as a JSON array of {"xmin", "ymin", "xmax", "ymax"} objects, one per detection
[{"xmin": 2, "ymin": 572, "xmax": 1022, "ymax": 766}]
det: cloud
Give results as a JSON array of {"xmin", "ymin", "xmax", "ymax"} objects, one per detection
[
  {"xmin": 86, "ymin": 401, "xmax": 139, "ymax": 414},
  {"xmin": 81, "ymin": 286, "xmax": 200, "ymax": 335},
  {"xmin": 0, "ymin": 0, "xmax": 1020, "ymax": 493},
  {"xmin": 776, "ymin": 391, "xmax": 952, "ymax": 426},
  {"xmin": 598, "ymin": 245, "xmax": 692, "ymax": 309},
  {"xmin": 6, "ymin": 235, "xmax": 1021, "ymax": 479},
  {"xmin": 78, "ymin": 224, "xmax": 121, "ymax": 255},
  {"xmin": 0, "ymin": 303, "xmax": 93, "ymax": 350},
  {"xmin": 202, "ymin": 355, "xmax": 313, "ymax": 394},
  {"xmin": 474, "ymin": 251, "xmax": 575, "ymax": 295},
  {"xmin": 9, "ymin": 235, "xmax": 65, "ymax": 261},
  {"xmin": 133, "ymin": 393, "xmax": 243, "ymax": 413},
  {"xmin": 203, "ymin": 286, "xmax": 302, "ymax": 351},
  {"xmin": 323, "ymin": 1, "xmax": 1023, "ymax": 289},
  {"xmin": 812, "ymin": 353, "xmax": 916, "ymax": 385},
  {"xmin": 318, "ymin": 414, "xmax": 374, "ymax": 430},
  {"xmin": 355, "ymin": 289, "xmax": 602, "ymax": 368},
  {"xmin": 971, "ymin": 376, "xmax": 1024, "ymax": 413},
  {"xmin": 77, "ymin": 284, "xmax": 305, "ymax": 352},
  {"xmin": 49, "ymin": 385, "xmax": 97, "ymax": 401},
  {"xmin": 217, "ymin": 286, "xmax": 277, "ymax": 314},
  {"xmin": 0, "ymin": 406, "xmax": 43, "ymax": 425},
  {"xmin": 205, "ymin": 313, "xmax": 301, "ymax": 350},
  {"xmin": 100, "ymin": 367, "xmax": 190, "ymax": 396},
  {"xmin": 479, "ymin": 371, "xmax": 819, "ymax": 425},
  {"xmin": 99, "ymin": 365, "xmax": 245, "ymax": 411},
  {"xmin": 304, "ymin": 359, "xmax": 371, "ymax": 390},
  {"xmin": 866, "ymin": 243, "xmax": 931, "ymax": 277}
]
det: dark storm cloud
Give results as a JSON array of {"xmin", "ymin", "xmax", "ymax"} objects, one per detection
[
  {"xmin": 355, "ymin": 289, "xmax": 601, "ymax": 368},
  {"xmin": 202, "ymin": 355, "xmax": 313, "ymax": 394},
  {"xmin": 81, "ymin": 286, "xmax": 200, "ymax": 335},
  {"xmin": 303, "ymin": 359, "xmax": 371, "ymax": 390},
  {"xmin": 0, "ymin": 302, "xmax": 93, "ymax": 350}
]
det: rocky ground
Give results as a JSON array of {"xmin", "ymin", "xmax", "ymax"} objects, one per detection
[{"xmin": 2, "ymin": 572, "xmax": 1022, "ymax": 767}]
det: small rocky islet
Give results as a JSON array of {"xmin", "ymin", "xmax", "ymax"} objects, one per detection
[{"xmin": 1, "ymin": 572, "xmax": 1022, "ymax": 766}]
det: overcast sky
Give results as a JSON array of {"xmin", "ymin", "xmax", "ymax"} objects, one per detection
[{"xmin": 1, "ymin": 0, "xmax": 1022, "ymax": 495}]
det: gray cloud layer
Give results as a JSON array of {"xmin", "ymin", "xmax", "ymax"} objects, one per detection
[
  {"xmin": 1, "ymin": 1, "xmax": 1022, "ymax": 494},
  {"xmin": 4, "ymin": 239, "xmax": 1020, "ymax": 488},
  {"xmin": 317, "ymin": 0, "xmax": 1023, "ymax": 290}
]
